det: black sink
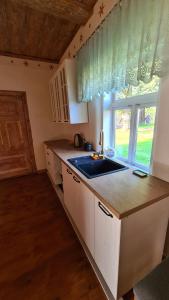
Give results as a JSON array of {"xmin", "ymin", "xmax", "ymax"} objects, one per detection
[{"xmin": 68, "ymin": 156, "xmax": 128, "ymax": 179}]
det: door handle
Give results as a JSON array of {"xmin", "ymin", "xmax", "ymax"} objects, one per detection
[
  {"xmin": 98, "ymin": 202, "xmax": 113, "ymax": 218},
  {"xmin": 67, "ymin": 168, "xmax": 72, "ymax": 175},
  {"xmin": 73, "ymin": 176, "xmax": 80, "ymax": 183}
]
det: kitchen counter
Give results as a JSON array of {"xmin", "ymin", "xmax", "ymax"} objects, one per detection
[{"xmin": 44, "ymin": 139, "xmax": 169, "ymax": 219}]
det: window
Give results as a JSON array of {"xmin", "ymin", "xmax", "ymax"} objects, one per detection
[
  {"xmin": 135, "ymin": 106, "xmax": 156, "ymax": 167},
  {"xmin": 114, "ymin": 109, "xmax": 131, "ymax": 160},
  {"xmin": 109, "ymin": 79, "xmax": 159, "ymax": 171}
]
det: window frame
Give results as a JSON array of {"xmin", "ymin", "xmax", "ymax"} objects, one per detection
[{"xmin": 111, "ymin": 92, "xmax": 158, "ymax": 171}]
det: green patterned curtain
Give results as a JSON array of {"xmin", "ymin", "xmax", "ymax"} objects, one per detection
[{"xmin": 77, "ymin": 0, "xmax": 169, "ymax": 102}]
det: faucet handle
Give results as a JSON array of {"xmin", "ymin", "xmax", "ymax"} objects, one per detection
[
  {"xmin": 99, "ymin": 131, "xmax": 102, "ymax": 146},
  {"xmin": 99, "ymin": 130, "xmax": 104, "ymax": 156}
]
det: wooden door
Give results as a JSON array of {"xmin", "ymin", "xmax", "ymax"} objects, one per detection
[{"xmin": 0, "ymin": 91, "xmax": 36, "ymax": 180}]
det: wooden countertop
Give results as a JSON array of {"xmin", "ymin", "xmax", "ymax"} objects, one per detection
[{"xmin": 44, "ymin": 139, "xmax": 169, "ymax": 219}]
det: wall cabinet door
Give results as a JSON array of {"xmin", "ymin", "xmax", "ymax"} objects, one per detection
[
  {"xmin": 94, "ymin": 197, "xmax": 121, "ymax": 299},
  {"xmin": 59, "ymin": 67, "xmax": 69, "ymax": 123},
  {"xmin": 49, "ymin": 82, "xmax": 57, "ymax": 122},
  {"xmin": 49, "ymin": 59, "xmax": 88, "ymax": 124}
]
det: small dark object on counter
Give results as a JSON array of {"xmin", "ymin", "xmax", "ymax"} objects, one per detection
[
  {"xmin": 84, "ymin": 142, "xmax": 93, "ymax": 152},
  {"xmin": 133, "ymin": 170, "xmax": 148, "ymax": 178},
  {"xmin": 74, "ymin": 134, "xmax": 84, "ymax": 148}
]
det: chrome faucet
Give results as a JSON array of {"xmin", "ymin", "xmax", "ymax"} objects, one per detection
[{"xmin": 99, "ymin": 130, "xmax": 104, "ymax": 156}]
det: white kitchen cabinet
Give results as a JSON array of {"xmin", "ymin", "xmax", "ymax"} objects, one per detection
[
  {"xmin": 44, "ymin": 146, "xmax": 62, "ymax": 186},
  {"xmin": 62, "ymin": 165, "xmax": 80, "ymax": 223},
  {"xmin": 54, "ymin": 161, "xmax": 169, "ymax": 300},
  {"xmin": 62, "ymin": 163, "xmax": 94, "ymax": 256},
  {"xmin": 94, "ymin": 197, "xmax": 121, "ymax": 299},
  {"xmin": 77, "ymin": 181, "xmax": 95, "ymax": 256},
  {"xmin": 49, "ymin": 59, "xmax": 88, "ymax": 124}
]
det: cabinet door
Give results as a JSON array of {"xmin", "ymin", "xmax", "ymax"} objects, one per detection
[
  {"xmin": 59, "ymin": 68, "xmax": 69, "ymax": 123},
  {"xmin": 49, "ymin": 59, "xmax": 88, "ymax": 124},
  {"xmin": 45, "ymin": 147, "xmax": 52, "ymax": 173},
  {"xmin": 49, "ymin": 82, "xmax": 56, "ymax": 122},
  {"xmin": 94, "ymin": 197, "xmax": 121, "ymax": 299},
  {"xmin": 77, "ymin": 182, "xmax": 95, "ymax": 256},
  {"xmin": 53, "ymin": 75, "xmax": 62, "ymax": 123},
  {"xmin": 62, "ymin": 165, "xmax": 79, "ymax": 222},
  {"xmin": 45, "ymin": 148, "xmax": 56, "ymax": 183},
  {"xmin": 62, "ymin": 163, "xmax": 95, "ymax": 256}
]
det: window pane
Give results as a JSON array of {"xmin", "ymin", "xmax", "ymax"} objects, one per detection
[
  {"xmin": 135, "ymin": 107, "xmax": 156, "ymax": 167},
  {"xmin": 115, "ymin": 109, "xmax": 131, "ymax": 159}
]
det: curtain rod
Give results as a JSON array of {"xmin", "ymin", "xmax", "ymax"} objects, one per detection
[{"xmin": 74, "ymin": 0, "xmax": 122, "ymax": 57}]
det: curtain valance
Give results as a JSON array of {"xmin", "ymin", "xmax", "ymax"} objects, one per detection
[{"xmin": 77, "ymin": 0, "xmax": 169, "ymax": 102}]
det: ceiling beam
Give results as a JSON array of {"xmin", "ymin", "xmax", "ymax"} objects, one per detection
[
  {"xmin": 11, "ymin": 0, "xmax": 92, "ymax": 24},
  {"xmin": 0, "ymin": 51, "xmax": 58, "ymax": 64}
]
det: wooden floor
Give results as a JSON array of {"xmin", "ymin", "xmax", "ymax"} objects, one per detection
[{"xmin": 0, "ymin": 173, "xmax": 107, "ymax": 300}]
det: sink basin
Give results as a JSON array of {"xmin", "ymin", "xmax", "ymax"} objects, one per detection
[{"xmin": 68, "ymin": 156, "xmax": 128, "ymax": 179}]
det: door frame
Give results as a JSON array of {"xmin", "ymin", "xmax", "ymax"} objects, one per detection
[{"xmin": 0, "ymin": 90, "xmax": 37, "ymax": 173}]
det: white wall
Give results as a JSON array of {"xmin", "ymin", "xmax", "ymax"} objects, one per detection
[
  {"xmin": 152, "ymin": 77, "xmax": 169, "ymax": 256},
  {"xmin": 152, "ymin": 76, "xmax": 169, "ymax": 181},
  {"xmin": 0, "ymin": 59, "xmax": 56, "ymax": 170},
  {"xmin": 0, "ymin": 58, "xmax": 90, "ymax": 170}
]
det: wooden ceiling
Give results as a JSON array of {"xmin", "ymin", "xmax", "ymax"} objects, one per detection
[{"xmin": 0, "ymin": 0, "xmax": 97, "ymax": 63}]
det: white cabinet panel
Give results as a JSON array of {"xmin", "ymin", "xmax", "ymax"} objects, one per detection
[
  {"xmin": 62, "ymin": 165, "xmax": 78, "ymax": 220},
  {"xmin": 44, "ymin": 146, "xmax": 62, "ymax": 185},
  {"xmin": 49, "ymin": 59, "xmax": 88, "ymax": 124},
  {"xmin": 94, "ymin": 197, "xmax": 121, "ymax": 299},
  {"xmin": 77, "ymin": 182, "xmax": 95, "ymax": 257},
  {"xmin": 62, "ymin": 163, "xmax": 94, "ymax": 256},
  {"xmin": 47, "ymin": 160, "xmax": 169, "ymax": 300}
]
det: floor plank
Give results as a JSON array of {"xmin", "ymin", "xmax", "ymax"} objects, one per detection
[{"xmin": 0, "ymin": 173, "xmax": 107, "ymax": 300}]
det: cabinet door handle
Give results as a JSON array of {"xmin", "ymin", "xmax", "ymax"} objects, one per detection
[
  {"xmin": 98, "ymin": 202, "xmax": 113, "ymax": 218},
  {"xmin": 48, "ymin": 161, "xmax": 50, "ymax": 166},
  {"xmin": 67, "ymin": 169, "xmax": 72, "ymax": 175},
  {"xmin": 73, "ymin": 176, "xmax": 80, "ymax": 183}
]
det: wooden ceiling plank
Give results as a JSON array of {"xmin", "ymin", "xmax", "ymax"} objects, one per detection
[
  {"xmin": 0, "ymin": 1, "xmax": 11, "ymax": 52},
  {"xmin": 10, "ymin": 0, "xmax": 92, "ymax": 24},
  {"xmin": 23, "ymin": 9, "xmax": 48, "ymax": 58},
  {"xmin": 40, "ymin": 19, "xmax": 78, "ymax": 61},
  {"xmin": 0, "ymin": 0, "xmax": 97, "ymax": 62}
]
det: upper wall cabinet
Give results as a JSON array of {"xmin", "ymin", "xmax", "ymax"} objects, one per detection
[{"xmin": 49, "ymin": 59, "xmax": 88, "ymax": 124}]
